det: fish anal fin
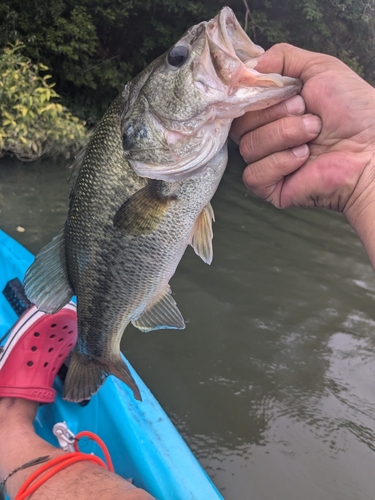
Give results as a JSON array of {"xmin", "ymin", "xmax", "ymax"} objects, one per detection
[
  {"xmin": 132, "ymin": 285, "xmax": 185, "ymax": 333},
  {"xmin": 63, "ymin": 350, "xmax": 141, "ymax": 402},
  {"xmin": 114, "ymin": 180, "xmax": 177, "ymax": 235},
  {"xmin": 189, "ymin": 202, "xmax": 215, "ymax": 265},
  {"xmin": 24, "ymin": 229, "xmax": 74, "ymax": 313}
]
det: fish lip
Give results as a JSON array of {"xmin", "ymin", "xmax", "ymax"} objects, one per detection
[
  {"xmin": 212, "ymin": 7, "xmax": 264, "ymax": 62},
  {"xmin": 203, "ymin": 7, "xmax": 264, "ymax": 88},
  {"xmin": 197, "ymin": 7, "xmax": 296, "ymax": 90}
]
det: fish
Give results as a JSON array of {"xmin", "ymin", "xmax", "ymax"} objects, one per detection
[{"xmin": 24, "ymin": 7, "xmax": 301, "ymax": 402}]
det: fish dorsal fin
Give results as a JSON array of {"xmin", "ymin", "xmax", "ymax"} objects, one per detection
[
  {"xmin": 189, "ymin": 202, "xmax": 215, "ymax": 265},
  {"xmin": 114, "ymin": 180, "xmax": 176, "ymax": 235},
  {"xmin": 131, "ymin": 285, "xmax": 185, "ymax": 332},
  {"xmin": 24, "ymin": 229, "xmax": 74, "ymax": 314}
]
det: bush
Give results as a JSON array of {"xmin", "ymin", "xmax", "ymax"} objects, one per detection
[{"xmin": 0, "ymin": 42, "xmax": 87, "ymax": 160}]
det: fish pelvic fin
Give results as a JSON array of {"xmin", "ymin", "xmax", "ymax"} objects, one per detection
[
  {"xmin": 189, "ymin": 202, "xmax": 215, "ymax": 265},
  {"xmin": 24, "ymin": 229, "xmax": 74, "ymax": 313},
  {"xmin": 132, "ymin": 285, "xmax": 185, "ymax": 333},
  {"xmin": 63, "ymin": 349, "xmax": 142, "ymax": 402},
  {"xmin": 113, "ymin": 180, "xmax": 177, "ymax": 235}
]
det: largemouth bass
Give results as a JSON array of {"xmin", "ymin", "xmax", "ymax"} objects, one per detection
[{"xmin": 25, "ymin": 7, "xmax": 301, "ymax": 402}]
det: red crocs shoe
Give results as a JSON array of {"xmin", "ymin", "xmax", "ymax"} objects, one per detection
[{"xmin": 0, "ymin": 303, "xmax": 77, "ymax": 403}]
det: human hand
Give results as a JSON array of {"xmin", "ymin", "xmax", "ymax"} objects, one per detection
[{"xmin": 230, "ymin": 44, "xmax": 375, "ymax": 265}]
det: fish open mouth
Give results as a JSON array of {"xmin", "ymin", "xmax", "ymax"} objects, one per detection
[{"xmin": 202, "ymin": 6, "xmax": 286, "ymax": 90}]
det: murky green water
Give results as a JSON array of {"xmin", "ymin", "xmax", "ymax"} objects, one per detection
[{"xmin": 1, "ymin": 147, "xmax": 375, "ymax": 499}]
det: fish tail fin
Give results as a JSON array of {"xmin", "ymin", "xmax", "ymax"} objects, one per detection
[
  {"xmin": 63, "ymin": 350, "xmax": 106, "ymax": 402},
  {"xmin": 63, "ymin": 350, "xmax": 141, "ymax": 402}
]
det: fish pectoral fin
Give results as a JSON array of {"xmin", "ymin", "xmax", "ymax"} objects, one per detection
[
  {"xmin": 189, "ymin": 202, "xmax": 215, "ymax": 265},
  {"xmin": 132, "ymin": 285, "xmax": 185, "ymax": 332},
  {"xmin": 63, "ymin": 350, "xmax": 142, "ymax": 402},
  {"xmin": 24, "ymin": 229, "xmax": 74, "ymax": 313},
  {"xmin": 113, "ymin": 180, "xmax": 176, "ymax": 235}
]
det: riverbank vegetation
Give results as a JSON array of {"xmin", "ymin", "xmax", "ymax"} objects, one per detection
[
  {"xmin": 0, "ymin": 0, "xmax": 374, "ymax": 160},
  {"xmin": 0, "ymin": 43, "xmax": 87, "ymax": 160}
]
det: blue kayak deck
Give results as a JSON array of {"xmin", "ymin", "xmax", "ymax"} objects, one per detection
[{"xmin": 0, "ymin": 230, "xmax": 223, "ymax": 499}]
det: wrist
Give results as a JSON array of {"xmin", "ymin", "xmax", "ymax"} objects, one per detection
[{"xmin": 344, "ymin": 155, "xmax": 375, "ymax": 269}]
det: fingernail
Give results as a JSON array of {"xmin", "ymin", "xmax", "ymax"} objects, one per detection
[
  {"xmin": 285, "ymin": 95, "xmax": 305, "ymax": 115},
  {"xmin": 292, "ymin": 144, "xmax": 309, "ymax": 157},
  {"xmin": 303, "ymin": 115, "xmax": 321, "ymax": 134}
]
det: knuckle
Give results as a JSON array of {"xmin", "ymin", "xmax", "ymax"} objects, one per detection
[
  {"xmin": 268, "ymin": 152, "xmax": 281, "ymax": 169},
  {"xmin": 239, "ymin": 133, "xmax": 255, "ymax": 163},
  {"xmin": 262, "ymin": 106, "xmax": 277, "ymax": 123},
  {"xmin": 274, "ymin": 42, "xmax": 293, "ymax": 51},
  {"xmin": 281, "ymin": 122, "xmax": 296, "ymax": 143},
  {"xmin": 276, "ymin": 116, "xmax": 307, "ymax": 146},
  {"xmin": 242, "ymin": 163, "xmax": 261, "ymax": 190},
  {"xmin": 242, "ymin": 160, "xmax": 275, "ymax": 200},
  {"xmin": 272, "ymin": 42, "xmax": 294, "ymax": 57}
]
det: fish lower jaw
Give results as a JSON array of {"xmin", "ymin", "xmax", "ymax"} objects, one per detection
[
  {"xmin": 129, "ymin": 158, "xmax": 205, "ymax": 182},
  {"xmin": 129, "ymin": 125, "xmax": 229, "ymax": 182}
]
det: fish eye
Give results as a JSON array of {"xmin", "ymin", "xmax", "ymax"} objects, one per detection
[{"xmin": 167, "ymin": 45, "xmax": 189, "ymax": 67}]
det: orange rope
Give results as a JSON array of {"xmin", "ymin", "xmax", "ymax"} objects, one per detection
[
  {"xmin": 15, "ymin": 431, "xmax": 114, "ymax": 500},
  {"xmin": 15, "ymin": 453, "xmax": 107, "ymax": 500},
  {"xmin": 74, "ymin": 430, "xmax": 114, "ymax": 472}
]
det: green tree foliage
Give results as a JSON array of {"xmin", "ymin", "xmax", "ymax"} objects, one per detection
[
  {"xmin": 0, "ymin": 0, "xmax": 374, "ymax": 124},
  {"xmin": 0, "ymin": 42, "xmax": 87, "ymax": 160},
  {"xmin": 0, "ymin": 0, "xmax": 225, "ymax": 122},
  {"xmin": 244, "ymin": 0, "xmax": 375, "ymax": 82}
]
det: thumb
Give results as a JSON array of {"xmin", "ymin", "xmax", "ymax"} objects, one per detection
[{"xmin": 255, "ymin": 43, "xmax": 337, "ymax": 82}]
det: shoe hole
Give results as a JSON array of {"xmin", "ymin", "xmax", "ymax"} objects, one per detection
[
  {"xmin": 50, "ymin": 334, "xmax": 55, "ymax": 338},
  {"xmin": 27, "ymin": 361, "xmax": 33, "ymax": 367},
  {"xmin": 44, "ymin": 362, "xmax": 48, "ymax": 368},
  {"xmin": 68, "ymin": 330, "xmax": 73, "ymax": 334},
  {"xmin": 62, "ymin": 326, "xmax": 68, "ymax": 330},
  {"xmin": 34, "ymin": 332, "xmax": 40, "ymax": 337},
  {"xmin": 68, "ymin": 343, "xmax": 73, "ymax": 348},
  {"xmin": 58, "ymin": 338, "xmax": 64, "ymax": 342},
  {"xmin": 48, "ymin": 348, "xmax": 53, "ymax": 353},
  {"xmin": 58, "ymin": 354, "xmax": 63, "ymax": 358},
  {"xmin": 31, "ymin": 346, "xmax": 37, "ymax": 352},
  {"xmin": 52, "ymin": 367, "xmax": 56, "ymax": 372},
  {"xmin": 51, "ymin": 324, "xmax": 56, "ymax": 328}
]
